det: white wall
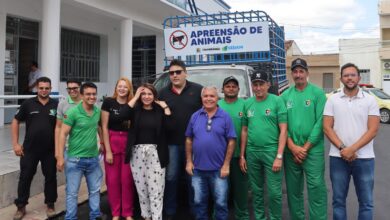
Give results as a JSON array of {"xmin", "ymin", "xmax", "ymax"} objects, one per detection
[
  {"xmin": 195, "ymin": 0, "xmax": 230, "ymax": 14},
  {"xmin": 339, "ymin": 38, "xmax": 381, "ymax": 88}
]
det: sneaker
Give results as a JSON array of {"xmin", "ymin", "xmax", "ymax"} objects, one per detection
[
  {"xmin": 46, "ymin": 203, "xmax": 56, "ymax": 218},
  {"xmin": 13, "ymin": 206, "xmax": 26, "ymax": 220}
]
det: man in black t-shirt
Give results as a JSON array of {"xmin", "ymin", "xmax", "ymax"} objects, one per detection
[
  {"xmin": 11, "ymin": 77, "xmax": 58, "ymax": 220},
  {"xmin": 159, "ymin": 59, "xmax": 202, "ymax": 219}
]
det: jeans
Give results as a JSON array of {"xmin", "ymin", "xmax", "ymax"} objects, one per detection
[
  {"xmin": 330, "ymin": 156, "xmax": 375, "ymax": 220},
  {"xmin": 65, "ymin": 156, "xmax": 103, "ymax": 220},
  {"xmin": 164, "ymin": 144, "xmax": 194, "ymax": 215},
  {"xmin": 192, "ymin": 169, "xmax": 228, "ymax": 220}
]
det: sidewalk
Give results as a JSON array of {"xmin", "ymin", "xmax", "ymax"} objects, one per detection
[{"xmin": 0, "ymin": 178, "xmax": 107, "ymax": 220}]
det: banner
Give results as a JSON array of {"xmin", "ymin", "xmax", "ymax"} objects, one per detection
[{"xmin": 164, "ymin": 21, "xmax": 270, "ymax": 57}]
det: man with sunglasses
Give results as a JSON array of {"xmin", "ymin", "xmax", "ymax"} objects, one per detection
[
  {"xmin": 55, "ymin": 79, "xmax": 82, "ymax": 158},
  {"xmin": 185, "ymin": 86, "xmax": 236, "ymax": 220},
  {"xmin": 11, "ymin": 77, "xmax": 59, "ymax": 220},
  {"xmin": 239, "ymin": 71, "xmax": 287, "ymax": 220},
  {"xmin": 158, "ymin": 59, "xmax": 202, "ymax": 219}
]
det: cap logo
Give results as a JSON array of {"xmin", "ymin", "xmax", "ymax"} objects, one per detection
[
  {"xmin": 256, "ymin": 73, "xmax": 261, "ymax": 78},
  {"xmin": 296, "ymin": 59, "xmax": 301, "ymax": 64}
]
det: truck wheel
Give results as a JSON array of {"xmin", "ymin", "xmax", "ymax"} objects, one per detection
[{"xmin": 380, "ymin": 109, "xmax": 390, "ymax": 123}]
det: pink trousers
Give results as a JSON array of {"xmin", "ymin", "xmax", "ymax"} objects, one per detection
[{"xmin": 104, "ymin": 130, "xmax": 134, "ymax": 217}]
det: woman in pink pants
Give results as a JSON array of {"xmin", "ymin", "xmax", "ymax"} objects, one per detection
[{"xmin": 101, "ymin": 77, "xmax": 135, "ymax": 220}]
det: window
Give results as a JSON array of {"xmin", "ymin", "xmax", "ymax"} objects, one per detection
[
  {"xmin": 61, "ymin": 28, "xmax": 100, "ymax": 82},
  {"xmin": 359, "ymin": 69, "xmax": 370, "ymax": 84}
]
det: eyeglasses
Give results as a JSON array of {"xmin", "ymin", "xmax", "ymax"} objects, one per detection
[
  {"xmin": 66, "ymin": 87, "xmax": 80, "ymax": 91},
  {"xmin": 342, "ymin": 73, "xmax": 358, "ymax": 78},
  {"xmin": 84, "ymin": 93, "xmax": 97, "ymax": 97},
  {"xmin": 168, "ymin": 70, "xmax": 184, "ymax": 76},
  {"xmin": 38, "ymin": 87, "xmax": 50, "ymax": 91},
  {"xmin": 207, "ymin": 119, "xmax": 212, "ymax": 132}
]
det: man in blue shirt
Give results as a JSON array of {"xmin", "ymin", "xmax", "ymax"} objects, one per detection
[{"xmin": 185, "ymin": 86, "xmax": 236, "ymax": 220}]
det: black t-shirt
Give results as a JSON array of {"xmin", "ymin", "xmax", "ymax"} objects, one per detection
[
  {"xmin": 14, "ymin": 97, "xmax": 58, "ymax": 152},
  {"xmin": 101, "ymin": 97, "xmax": 131, "ymax": 131},
  {"xmin": 135, "ymin": 108, "xmax": 158, "ymax": 145},
  {"xmin": 158, "ymin": 81, "xmax": 203, "ymax": 145}
]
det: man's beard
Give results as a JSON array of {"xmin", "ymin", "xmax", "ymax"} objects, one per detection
[{"xmin": 225, "ymin": 94, "xmax": 238, "ymax": 99}]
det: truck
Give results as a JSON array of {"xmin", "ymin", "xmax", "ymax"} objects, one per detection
[{"xmin": 154, "ymin": 10, "xmax": 288, "ymax": 96}]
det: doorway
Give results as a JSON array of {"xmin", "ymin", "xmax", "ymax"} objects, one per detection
[
  {"xmin": 18, "ymin": 38, "xmax": 38, "ymax": 94},
  {"xmin": 4, "ymin": 16, "xmax": 39, "ymax": 123}
]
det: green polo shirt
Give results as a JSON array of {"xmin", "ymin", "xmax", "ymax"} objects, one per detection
[
  {"xmin": 218, "ymin": 98, "xmax": 245, "ymax": 157},
  {"xmin": 243, "ymin": 94, "xmax": 287, "ymax": 152},
  {"xmin": 281, "ymin": 83, "xmax": 326, "ymax": 153},
  {"xmin": 63, "ymin": 103, "xmax": 100, "ymax": 157}
]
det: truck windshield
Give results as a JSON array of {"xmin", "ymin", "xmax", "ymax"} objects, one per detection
[{"xmin": 154, "ymin": 68, "xmax": 250, "ymax": 98}]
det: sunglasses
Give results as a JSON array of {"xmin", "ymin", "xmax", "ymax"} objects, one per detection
[
  {"xmin": 168, "ymin": 70, "xmax": 184, "ymax": 76},
  {"xmin": 66, "ymin": 87, "xmax": 80, "ymax": 91},
  {"xmin": 207, "ymin": 119, "xmax": 212, "ymax": 132}
]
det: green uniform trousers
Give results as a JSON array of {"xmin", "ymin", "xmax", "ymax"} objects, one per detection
[
  {"xmin": 284, "ymin": 152, "xmax": 327, "ymax": 220},
  {"xmin": 247, "ymin": 150, "xmax": 283, "ymax": 220},
  {"xmin": 230, "ymin": 157, "xmax": 250, "ymax": 220}
]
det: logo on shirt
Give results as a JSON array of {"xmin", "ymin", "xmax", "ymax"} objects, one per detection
[
  {"xmin": 265, "ymin": 109, "xmax": 271, "ymax": 116},
  {"xmin": 286, "ymin": 100, "xmax": 293, "ymax": 109},
  {"xmin": 111, "ymin": 109, "xmax": 120, "ymax": 115},
  {"xmin": 29, "ymin": 111, "xmax": 39, "ymax": 115},
  {"xmin": 49, "ymin": 109, "xmax": 57, "ymax": 116},
  {"xmin": 247, "ymin": 109, "xmax": 255, "ymax": 118},
  {"xmin": 305, "ymin": 100, "xmax": 311, "ymax": 107},
  {"xmin": 63, "ymin": 114, "xmax": 68, "ymax": 119},
  {"xmin": 239, "ymin": 112, "xmax": 243, "ymax": 117}
]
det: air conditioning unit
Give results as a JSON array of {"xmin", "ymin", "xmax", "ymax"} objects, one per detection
[{"xmin": 384, "ymin": 62, "xmax": 390, "ymax": 70}]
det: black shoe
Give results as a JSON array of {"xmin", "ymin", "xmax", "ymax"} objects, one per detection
[{"xmin": 164, "ymin": 215, "xmax": 174, "ymax": 220}]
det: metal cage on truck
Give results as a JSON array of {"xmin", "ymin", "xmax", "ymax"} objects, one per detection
[{"xmin": 163, "ymin": 10, "xmax": 288, "ymax": 94}]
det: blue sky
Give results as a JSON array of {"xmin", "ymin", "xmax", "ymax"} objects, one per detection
[{"xmin": 225, "ymin": 0, "xmax": 379, "ymax": 54}]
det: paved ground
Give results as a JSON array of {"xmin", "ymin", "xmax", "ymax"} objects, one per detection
[
  {"xmin": 56, "ymin": 124, "xmax": 390, "ymax": 220},
  {"xmin": 1, "ymin": 124, "xmax": 390, "ymax": 219}
]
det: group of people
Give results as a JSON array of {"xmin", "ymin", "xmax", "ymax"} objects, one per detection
[{"xmin": 11, "ymin": 58, "xmax": 379, "ymax": 220}]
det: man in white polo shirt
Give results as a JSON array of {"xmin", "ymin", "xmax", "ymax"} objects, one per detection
[{"xmin": 323, "ymin": 63, "xmax": 380, "ymax": 220}]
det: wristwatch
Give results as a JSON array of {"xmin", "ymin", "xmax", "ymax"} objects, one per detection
[
  {"xmin": 276, "ymin": 153, "xmax": 283, "ymax": 160},
  {"xmin": 338, "ymin": 143, "xmax": 346, "ymax": 151}
]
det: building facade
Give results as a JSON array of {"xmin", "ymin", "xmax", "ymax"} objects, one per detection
[
  {"xmin": 339, "ymin": 38, "xmax": 381, "ymax": 88},
  {"xmin": 379, "ymin": 0, "xmax": 390, "ymax": 93},
  {"xmin": 0, "ymin": 0, "xmax": 230, "ymax": 125}
]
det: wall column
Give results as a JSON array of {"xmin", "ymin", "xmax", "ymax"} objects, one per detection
[
  {"xmin": 120, "ymin": 19, "xmax": 133, "ymax": 79},
  {"xmin": 41, "ymin": 0, "xmax": 61, "ymax": 93}
]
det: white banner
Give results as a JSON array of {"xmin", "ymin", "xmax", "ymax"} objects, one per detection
[{"xmin": 164, "ymin": 21, "xmax": 270, "ymax": 57}]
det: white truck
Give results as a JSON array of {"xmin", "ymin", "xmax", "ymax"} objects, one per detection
[{"xmin": 155, "ymin": 10, "xmax": 288, "ymax": 96}]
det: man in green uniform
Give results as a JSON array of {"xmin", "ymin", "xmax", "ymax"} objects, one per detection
[
  {"xmin": 281, "ymin": 58, "xmax": 327, "ymax": 220},
  {"xmin": 218, "ymin": 76, "xmax": 249, "ymax": 220},
  {"xmin": 240, "ymin": 71, "xmax": 287, "ymax": 220}
]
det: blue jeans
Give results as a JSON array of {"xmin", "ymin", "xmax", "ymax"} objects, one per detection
[
  {"xmin": 330, "ymin": 156, "xmax": 375, "ymax": 220},
  {"xmin": 164, "ymin": 144, "xmax": 194, "ymax": 215},
  {"xmin": 65, "ymin": 156, "xmax": 103, "ymax": 220},
  {"xmin": 192, "ymin": 169, "xmax": 228, "ymax": 220}
]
